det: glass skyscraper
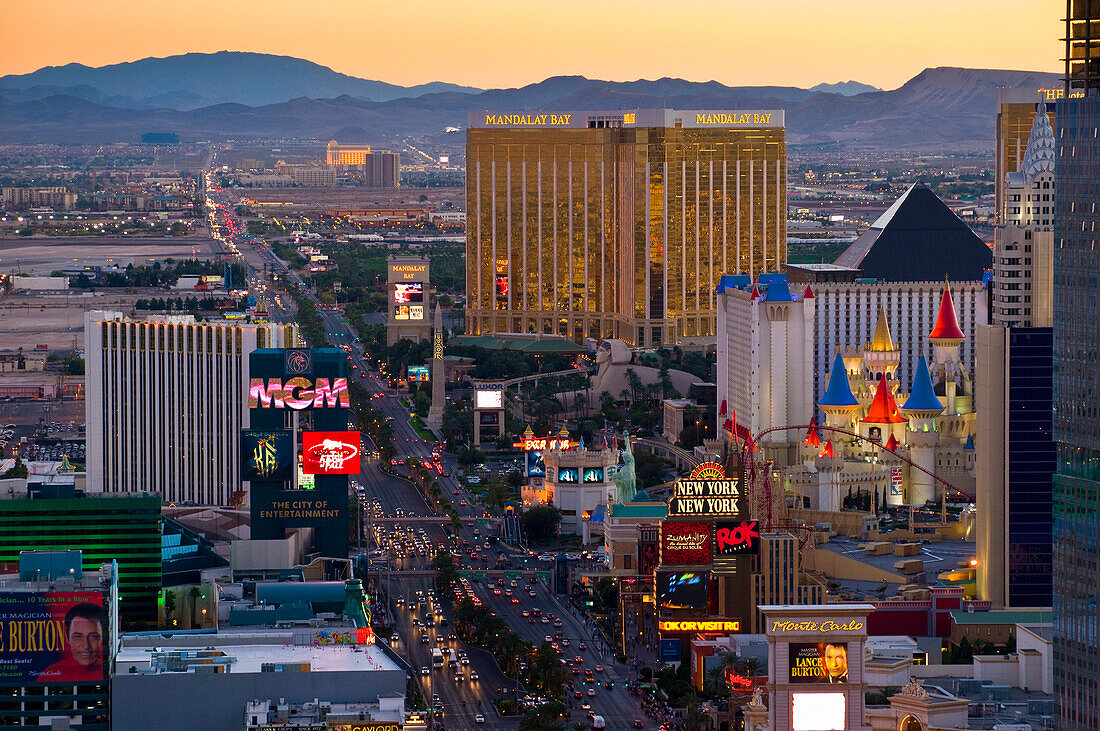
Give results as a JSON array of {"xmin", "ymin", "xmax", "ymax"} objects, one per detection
[
  {"xmin": 465, "ymin": 109, "xmax": 786, "ymax": 347},
  {"xmin": 1054, "ymin": 2, "xmax": 1100, "ymax": 726}
]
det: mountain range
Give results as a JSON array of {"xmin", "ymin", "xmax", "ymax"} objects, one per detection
[{"xmin": 0, "ymin": 52, "xmax": 1060, "ymax": 150}]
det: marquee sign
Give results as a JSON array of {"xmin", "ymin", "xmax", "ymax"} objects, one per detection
[
  {"xmin": 247, "ymin": 377, "xmax": 351, "ymax": 409},
  {"xmin": 513, "ymin": 436, "xmax": 578, "ymax": 451},
  {"xmin": 659, "ymin": 619, "xmax": 740, "ymax": 633},
  {"xmin": 301, "ymin": 431, "xmax": 361, "ymax": 475},
  {"xmin": 715, "ymin": 520, "xmax": 760, "ymax": 556}
]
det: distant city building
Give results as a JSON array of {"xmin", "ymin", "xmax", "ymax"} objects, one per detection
[
  {"xmin": 545, "ymin": 446, "xmax": 619, "ymax": 533},
  {"xmin": 325, "ymin": 140, "xmax": 372, "ymax": 165},
  {"xmin": 275, "ymin": 163, "xmax": 337, "ymax": 187},
  {"xmin": 1053, "ymin": 2, "xmax": 1100, "ymax": 724},
  {"xmin": 84, "ymin": 312, "xmax": 297, "ymax": 505},
  {"xmin": 1, "ymin": 185, "xmax": 76, "ymax": 211},
  {"xmin": 833, "ymin": 184, "xmax": 993, "ymax": 282},
  {"xmin": 362, "ymin": 150, "xmax": 401, "ymax": 187},
  {"xmin": 465, "ymin": 108, "xmax": 787, "ymax": 346}
]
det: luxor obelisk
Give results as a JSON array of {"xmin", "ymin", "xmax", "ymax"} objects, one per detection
[{"xmin": 427, "ymin": 304, "xmax": 445, "ymax": 428}]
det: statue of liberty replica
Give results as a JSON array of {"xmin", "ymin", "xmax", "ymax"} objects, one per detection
[{"xmin": 613, "ymin": 434, "xmax": 637, "ymax": 503}]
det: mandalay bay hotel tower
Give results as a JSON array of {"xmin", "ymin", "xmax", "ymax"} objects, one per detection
[{"xmin": 466, "ymin": 109, "xmax": 786, "ymax": 346}]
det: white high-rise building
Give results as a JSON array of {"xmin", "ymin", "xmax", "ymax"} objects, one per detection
[
  {"xmin": 716, "ymin": 274, "xmax": 815, "ymax": 463},
  {"xmin": 84, "ymin": 311, "xmax": 297, "ymax": 505}
]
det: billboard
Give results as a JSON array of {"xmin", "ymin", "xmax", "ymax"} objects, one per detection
[
  {"xmin": 659, "ymin": 638, "xmax": 681, "ymax": 662},
  {"xmin": 475, "ymin": 389, "xmax": 503, "ymax": 409},
  {"xmin": 409, "ymin": 305, "xmax": 424, "ymax": 320},
  {"xmin": 656, "ymin": 571, "xmax": 707, "ymax": 610},
  {"xmin": 247, "ymin": 377, "xmax": 350, "ymax": 410},
  {"xmin": 301, "ymin": 431, "xmax": 361, "ymax": 475},
  {"xmin": 556, "ymin": 467, "xmax": 579, "ymax": 483},
  {"xmin": 714, "ymin": 520, "xmax": 760, "ymax": 556},
  {"xmin": 582, "ymin": 468, "xmax": 604, "ymax": 483},
  {"xmin": 0, "ymin": 591, "xmax": 106, "ymax": 683},
  {"xmin": 478, "ymin": 411, "xmax": 499, "ymax": 426},
  {"xmin": 661, "ymin": 522, "xmax": 712, "ymax": 565},
  {"xmin": 408, "ymin": 365, "xmax": 430, "ymax": 382},
  {"xmin": 789, "ymin": 642, "xmax": 849, "ymax": 684},
  {"xmin": 241, "ymin": 429, "xmax": 294, "ymax": 481},
  {"xmin": 791, "ymin": 692, "xmax": 846, "ymax": 731},
  {"xmin": 394, "ymin": 281, "xmax": 424, "ymax": 304},
  {"xmin": 526, "ymin": 450, "xmax": 546, "ymax": 477}
]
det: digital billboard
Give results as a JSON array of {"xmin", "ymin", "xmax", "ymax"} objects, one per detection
[
  {"xmin": 526, "ymin": 450, "xmax": 546, "ymax": 477},
  {"xmin": 791, "ymin": 692, "xmax": 846, "ymax": 731},
  {"xmin": 661, "ymin": 522, "xmax": 712, "ymax": 565},
  {"xmin": 656, "ymin": 571, "xmax": 707, "ymax": 610},
  {"xmin": 557, "ymin": 468, "xmax": 579, "ymax": 483},
  {"xmin": 301, "ymin": 431, "xmax": 361, "ymax": 475},
  {"xmin": 409, "ymin": 305, "xmax": 424, "ymax": 320},
  {"xmin": 714, "ymin": 520, "xmax": 760, "ymax": 556},
  {"xmin": 582, "ymin": 468, "xmax": 604, "ymax": 483},
  {"xmin": 0, "ymin": 591, "xmax": 106, "ymax": 683},
  {"xmin": 407, "ymin": 365, "xmax": 430, "ymax": 382},
  {"xmin": 394, "ymin": 305, "xmax": 410, "ymax": 320},
  {"xmin": 659, "ymin": 638, "xmax": 681, "ymax": 662},
  {"xmin": 247, "ymin": 377, "xmax": 350, "ymax": 410},
  {"xmin": 475, "ymin": 389, "xmax": 503, "ymax": 409},
  {"xmin": 394, "ymin": 281, "xmax": 424, "ymax": 304},
  {"xmin": 789, "ymin": 642, "xmax": 849, "ymax": 684},
  {"xmin": 478, "ymin": 411, "xmax": 499, "ymax": 426},
  {"xmin": 241, "ymin": 429, "xmax": 293, "ymax": 481}
]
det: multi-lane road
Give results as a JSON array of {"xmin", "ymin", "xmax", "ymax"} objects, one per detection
[{"xmin": 205, "ymin": 175, "xmax": 653, "ymax": 730}]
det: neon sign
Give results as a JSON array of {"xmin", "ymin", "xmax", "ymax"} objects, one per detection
[
  {"xmin": 659, "ymin": 620, "xmax": 740, "ymax": 632},
  {"xmin": 247, "ymin": 377, "xmax": 351, "ymax": 409},
  {"xmin": 513, "ymin": 437, "xmax": 578, "ymax": 451}
]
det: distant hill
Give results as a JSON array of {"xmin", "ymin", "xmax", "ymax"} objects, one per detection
[
  {"xmin": 0, "ymin": 57, "xmax": 1061, "ymax": 151},
  {"xmin": 809, "ymin": 81, "xmax": 882, "ymax": 96},
  {"xmin": 0, "ymin": 51, "xmax": 482, "ymax": 108}
]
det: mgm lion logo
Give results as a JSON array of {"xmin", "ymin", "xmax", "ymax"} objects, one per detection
[{"xmin": 285, "ymin": 348, "xmax": 312, "ymax": 376}]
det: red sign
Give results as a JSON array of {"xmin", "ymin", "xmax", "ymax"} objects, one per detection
[
  {"xmin": 301, "ymin": 431, "xmax": 361, "ymax": 475},
  {"xmin": 660, "ymin": 522, "xmax": 712, "ymax": 565},
  {"xmin": 714, "ymin": 520, "xmax": 760, "ymax": 556}
]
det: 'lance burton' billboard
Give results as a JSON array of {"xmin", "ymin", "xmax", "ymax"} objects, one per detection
[
  {"xmin": 789, "ymin": 642, "xmax": 850, "ymax": 684},
  {"xmin": 660, "ymin": 522, "xmax": 712, "ymax": 565},
  {"xmin": 0, "ymin": 591, "xmax": 106, "ymax": 683}
]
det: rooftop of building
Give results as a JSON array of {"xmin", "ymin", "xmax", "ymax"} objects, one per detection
[
  {"xmin": 608, "ymin": 501, "xmax": 669, "ymax": 519},
  {"xmin": 949, "ymin": 609, "xmax": 1053, "ymax": 625},
  {"xmin": 116, "ymin": 632, "xmax": 400, "ymax": 674},
  {"xmin": 817, "ymin": 536, "xmax": 975, "ymax": 590}
]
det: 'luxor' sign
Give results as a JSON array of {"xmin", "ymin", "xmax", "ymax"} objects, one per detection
[{"xmin": 248, "ymin": 377, "xmax": 351, "ymax": 410}]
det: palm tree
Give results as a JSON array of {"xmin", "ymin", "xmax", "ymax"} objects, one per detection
[
  {"xmin": 189, "ymin": 586, "xmax": 202, "ymax": 628},
  {"xmin": 625, "ymin": 368, "xmax": 642, "ymax": 403}
]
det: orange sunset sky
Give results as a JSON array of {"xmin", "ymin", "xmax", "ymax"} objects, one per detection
[{"xmin": 1, "ymin": 0, "xmax": 1062, "ymax": 89}]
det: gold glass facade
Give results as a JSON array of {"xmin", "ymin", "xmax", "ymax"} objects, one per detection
[{"xmin": 465, "ymin": 110, "xmax": 786, "ymax": 346}]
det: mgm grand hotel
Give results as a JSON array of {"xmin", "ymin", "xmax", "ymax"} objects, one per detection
[{"xmin": 466, "ymin": 109, "xmax": 786, "ymax": 347}]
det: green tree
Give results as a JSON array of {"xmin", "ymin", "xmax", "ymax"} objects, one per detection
[
  {"xmin": 432, "ymin": 549, "xmax": 458, "ymax": 594},
  {"xmin": 163, "ymin": 590, "xmax": 177, "ymax": 627},
  {"xmin": 189, "ymin": 586, "xmax": 202, "ymax": 627},
  {"xmin": 521, "ymin": 505, "xmax": 562, "ymax": 543}
]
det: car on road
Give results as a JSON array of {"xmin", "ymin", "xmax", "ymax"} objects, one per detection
[
  {"xmin": 633, "ymin": 722, "xmax": 645, "ymax": 729},
  {"xmin": 595, "ymin": 665, "xmax": 604, "ymax": 672},
  {"xmin": 421, "ymin": 667, "xmax": 430, "ymax": 675},
  {"xmin": 469, "ymin": 670, "xmax": 479, "ymax": 680},
  {"xmin": 587, "ymin": 688, "xmax": 596, "ymax": 696},
  {"xmin": 474, "ymin": 714, "xmax": 485, "ymax": 724}
]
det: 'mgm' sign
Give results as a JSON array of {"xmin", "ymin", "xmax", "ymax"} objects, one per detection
[{"xmin": 247, "ymin": 378, "xmax": 351, "ymax": 410}]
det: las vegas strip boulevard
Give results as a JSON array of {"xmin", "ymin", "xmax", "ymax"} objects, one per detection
[{"xmin": 0, "ymin": 592, "xmax": 106, "ymax": 683}]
